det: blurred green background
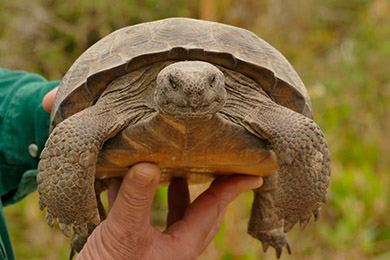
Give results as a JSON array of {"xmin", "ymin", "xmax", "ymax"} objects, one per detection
[{"xmin": 1, "ymin": 0, "xmax": 389, "ymax": 259}]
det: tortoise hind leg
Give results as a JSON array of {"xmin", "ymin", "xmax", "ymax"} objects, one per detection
[{"xmin": 243, "ymin": 99, "xmax": 331, "ymax": 257}]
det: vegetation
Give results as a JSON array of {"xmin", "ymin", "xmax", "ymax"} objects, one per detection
[{"xmin": 1, "ymin": 0, "xmax": 389, "ymax": 259}]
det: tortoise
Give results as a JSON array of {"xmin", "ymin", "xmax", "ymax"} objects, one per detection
[{"xmin": 37, "ymin": 17, "xmax": 330, "ymax": 257}]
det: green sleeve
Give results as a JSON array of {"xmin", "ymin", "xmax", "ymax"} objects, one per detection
[{"xmin": 0, "ymin": 68, "xmax": 60, "ymax": 260}]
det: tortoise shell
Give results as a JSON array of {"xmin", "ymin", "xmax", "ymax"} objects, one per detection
[
  {"xmin": 38, "ymin": 18, "xmax": 331, "ymax": 256},
  {"xmin": 51, "ymin": 17, "xmax": 312, "ymax": 129}
]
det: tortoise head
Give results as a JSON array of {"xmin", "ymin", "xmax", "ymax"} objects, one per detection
[{"xmin": 154, "ymin": 61, "xmax": 227, "ymax": 119}]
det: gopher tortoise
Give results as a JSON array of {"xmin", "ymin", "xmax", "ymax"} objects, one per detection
[{"xmin": 37, "ymin": 17, "xmax": 330, "ymax": 257}]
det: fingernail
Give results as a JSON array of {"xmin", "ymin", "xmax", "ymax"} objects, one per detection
[
  {"xmin": 252, "ymin": 177, "xmax": 263, "ymax": 189},
  {"xmin": 131, "ymin": 168, "xmax": 156, "ymax": 186}
]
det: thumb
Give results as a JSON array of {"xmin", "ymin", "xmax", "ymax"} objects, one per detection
[
  {"xmin": 108, "ymin": 163, "xmax": 161, "ymax": 228},
  {"xmin": 42, "ymin": 87, "xmax": 58, "ymax": 113}
]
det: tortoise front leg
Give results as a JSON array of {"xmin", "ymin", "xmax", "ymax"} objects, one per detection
[
  {"xmin": 248, "ymin": 173, "xmax": 291, "ymax": 258},
  {"xmin": 37, "ymin": 105, "xmax": 126, "ymax": 235},
  {"xmin": 244, "ymin": 100, "xmax": 331, "ymax": 257},
  {"xmin": 70, "ymin": 178, "xmax": 111, "ymax": 257}
]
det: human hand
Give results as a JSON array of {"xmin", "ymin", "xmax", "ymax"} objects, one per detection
[{"xmin": 77, "ymin": 163, "xmax": 263, "ymax": 260}]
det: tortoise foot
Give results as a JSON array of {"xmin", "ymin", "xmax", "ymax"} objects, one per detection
[{"xmin": 251, "ymin": 228, "xmax": 291, "ymax": 258}]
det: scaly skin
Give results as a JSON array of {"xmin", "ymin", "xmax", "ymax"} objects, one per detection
[
  {"xmin": 70, "ymin": 179, "xmax": 111, "ymax": 256},
  {"xmin": 244, "ymin": 97, "xmax": 331, "ymax": 258},
  {"xmin": 37, "ymin": 105, "xmax": 124, "ymax": 234},
  {"xmin": 37, "ymin": 62, "xmax": 158, "ymax": 241},
  {"xmin": 38, "ymin": 60, "xmax": 330, "ymax": 258},
  {"xmin": 38, "ymin": 61, "xmax": 228, "ymax": 254},
  {"xmin": 248, "ymin": 173, "xmax": 291, "ymax": 258}
]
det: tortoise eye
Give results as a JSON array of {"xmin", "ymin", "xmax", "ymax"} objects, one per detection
[
  {"xmin": 169, "ymin": 77, "xmax": 177, "ymax": 89},
  {"xmin": 210, "ymin": 75, "xmax": 216, "ymax": 87}
]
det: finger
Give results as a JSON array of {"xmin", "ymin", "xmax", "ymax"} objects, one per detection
[
  {"xmin": 167, "ymin": 178, "xmax": 190, "ymax": 228},
  {"xmin": 108, "ymin": 178, "xmax": 122, "ymax": 211},
  {"xmin": 201, "ymin": 206, "xmax": 227, "ymax": 251},
  {"xmin": 166, "ymin": 175, "xmax": 262, "ymax": 252},
  {"xmin": 42, "ymin": 87, "xmax": 58, "ymax": 113},
  {"xmin": 198, "ymin": 175, "xmax": 263, "ymax": 251},
  {"xmin": 108, "ymin": 163, "xmax": 161, "ymax": 229}
]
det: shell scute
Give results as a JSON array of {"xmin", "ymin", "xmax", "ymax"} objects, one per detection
[{"xmin": 52, "ymin": 18, "xmax": 312, "ymax": 127}]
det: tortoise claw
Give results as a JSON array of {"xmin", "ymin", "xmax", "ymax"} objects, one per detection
[
  {"xmin": 299, "ymin": 217, "xmax": 311, "ymax": 231},
  {"xmin": 275, "ymin": 246, "xmax": 282, "ymax": 259},
  {"xmin": 262, "ymin": 242, "xmax": 270, "ymax": 253},
  {"xmin": 88, "ymin": 209, "xmax": 100, "ymax": 226},
  {"xmin": 38, "ymin": 199, "xmax": 46, "ymax": 211},
  {"xmin": 313, "ymin": 207, "xmax": 321, "ymax": 221},
  {"xmin": 275, "ymin": 243, "xmax": 291, "ymax": 258},
  {"xmin": 283, "ymin": 220, "xmax": 296, "ymax": 232},
  {"xmin": 286, "ymin": 242, "xmax": 292, "ymax": 255},
  {"xmin": 45, "ymin": 212, "xmax": 55, "ymax": 227},
  {"xmin": 60, "ymin": 223, "xmax": 72, "ymax": 237},
  {"xmin": 250, "ymin": 228, "xmax": 291, "ymax": 258},
  {"xmin": 69, "ymin": 249, "xmax": 76, "ymax": 260}
]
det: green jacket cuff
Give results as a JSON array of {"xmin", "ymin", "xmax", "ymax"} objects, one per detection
[{"xmin": 0, "ymin": 68, "xmax": 60, "ymax": 205}]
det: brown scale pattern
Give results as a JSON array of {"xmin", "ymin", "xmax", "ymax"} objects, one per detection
[
  {"xmin": 70, "ymin": 179, "xmax": 111, "ymax": 254},
  {"xmin": 244, "ymin": 100, "xmax": 330, "ymax": 258},
  {"xmin": 37, "ymin": 64, "xmax": 158, "ymax": 249},
  {"xmin": 37, "ymin": 107, "xmax": 132, "ymax": 242},
  {"xmin": 39, "ymin": 60, "xmax": 330, "ymax": 257},
  {"xmin": 37, "ymin": 107, "xmax": 105, "ymax": 230},
  {"xmin": 217, "ymin": 67, "xmax": 330, "ymax": 258}
]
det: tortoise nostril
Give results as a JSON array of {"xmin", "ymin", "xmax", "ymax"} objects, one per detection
[{"xmin": 184, "ymin": 88, "xmax": 204, "ymax": 99}]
